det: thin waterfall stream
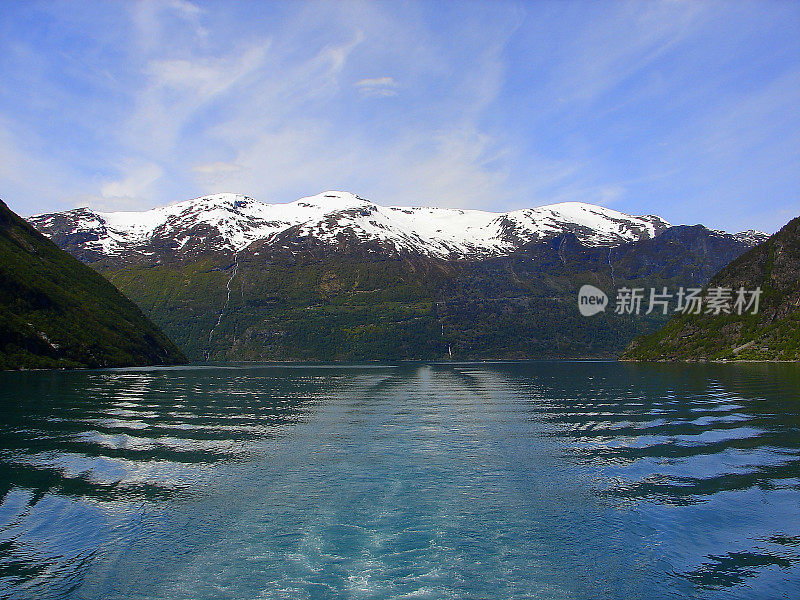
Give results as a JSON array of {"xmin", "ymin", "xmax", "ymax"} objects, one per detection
[{"xmin": 206, "ymin": 251, "xmax": 239, "ymax": 357}]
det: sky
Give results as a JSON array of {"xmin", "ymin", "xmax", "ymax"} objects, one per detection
[{"xmin": 0, "ymin": 0, "xmax": 798, "ymax": 233}]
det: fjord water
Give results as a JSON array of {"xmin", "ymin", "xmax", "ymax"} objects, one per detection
[{"xmin": 0, "ymin": 363, "xmax": 798, "ymax": 599}]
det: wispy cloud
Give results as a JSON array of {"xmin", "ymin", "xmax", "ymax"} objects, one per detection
[
  {"xmin": 100, "ymin": 161, "xmax": 163, "ymax": 202},
  {"xmin": 127, "ymin": 43, "xmax": 270, "ymax": 157},
  {"xmin": 192, "ymin": 161, "xmax": 242, "ymax": 175},
  {"xmin": 132, "ymin": 0, "xmax": 207, "ymax": 52},
  {"xmin": 354, "ymin": 76, "xmax": 399, "ymax": 98},
  {"xmin": 0, "ymin": 0, "xmax": 797, "ymax": 233}
]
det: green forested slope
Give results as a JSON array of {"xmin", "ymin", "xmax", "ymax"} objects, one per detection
[
  {"xmin": 97, "ymin": 226, "xmax": 753, "ymax": 361},
  {"xmin": 623, "ymin": 216, "xmax": 800, "ymax": 361},
  {"xmin": 0, "ymin": 200, "xmax": 186, "ymax": 369}
]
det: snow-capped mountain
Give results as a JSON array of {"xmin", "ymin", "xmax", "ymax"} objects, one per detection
[
  {"xmin": 29, "ymin": 191, "xmax": 679, "ymax": 260},
  {"xmin": 23, "ymin": 190, "xmax": 772, "ymax": 362}
]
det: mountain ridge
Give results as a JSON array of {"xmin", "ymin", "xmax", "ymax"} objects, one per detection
[{"xmin": 29, "ymin": 191, "xmax": 697, "ymax": 262}]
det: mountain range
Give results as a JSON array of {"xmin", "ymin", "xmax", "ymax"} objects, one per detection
[
  {"xmin": 29, "ymin": 191, "xmax": 675, "ymax": 261},
  {"xmin": 29, "ymin": 191, "xmax": 767, "ymax": 262},
  {"xmin": 28, "ymin": 191, "xmax": 768, "ymax": 361}
]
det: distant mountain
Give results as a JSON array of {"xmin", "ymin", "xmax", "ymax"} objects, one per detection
[
  {"xmin": 29, "ymin": 191, "xmax": 677, "ymax": 262},
  {"xmin": 0, "ymin": 199, "xmax": 186, "ymax": 369},
  {"xmin": 622, "ymin": 215, "xmax": 800, "ymax": 361},
  {"xmin": 28, "ymin": 192, "xmax": 766, "ymax": 361}
]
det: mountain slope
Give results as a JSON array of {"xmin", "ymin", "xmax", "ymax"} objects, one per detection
[
  {"xmin": 622, "ymin": 215, "xmax": 800, "ymax": 361},
  {"xmin": 0, "ymin": 199, "xmax": 186, "ymax": 369},
  {"xmin": 96, "ymin": 224, "xmax": 755, "ymax": 361}
]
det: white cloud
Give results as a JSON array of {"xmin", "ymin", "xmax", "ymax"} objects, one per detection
[
  {"xmin": 192, "ymin": 121, "xmax": 358, "ymax": 201},
  {"xmin": 598, "ymin": 185, "xmax": 626, "ymax": 206},
  {"xmin": 541, "ymin": 2, "xmax": 710, "ymax": 107},
  {"xmin": 126, "ymin": 43, "xmax": 269, "ymax": 157},
  {"xmin": 132, "ymin": 0, "xmax": 207, "ymax": 53},
  {"xmin": 191, "ymin": 161, "xmax": 244, "ymax": 187},
  {"xmin": 100, "ymin": 162, "xmax": 163, "ymax": 204},
  {"xmin": 192, "ymin": 161, "xmax": 242, "ymax": 175},
  {"xmin": 372, "ymin": 128, "xmax": 511, "ymax": 208},
  {"xmin": 354, "ymin": 76, "xmax": 399, "ymax": 98},
  {"xmin": 2, "ymin": 1, "xmax": 523, "ymax": 215}
]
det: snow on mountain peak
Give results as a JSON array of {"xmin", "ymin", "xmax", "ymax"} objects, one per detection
[{"xmin": 29, "ymin": 191, "xmax": 674, "ymax": 259}]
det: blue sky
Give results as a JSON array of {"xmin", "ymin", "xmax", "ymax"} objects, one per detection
[{"xmin": 0, "ymin": 0, "xmax": 798, "ymax": 233}]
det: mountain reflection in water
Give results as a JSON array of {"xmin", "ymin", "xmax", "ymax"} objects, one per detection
[{"xmin": 1, "ymin": 362, "xmax": 798, "ymax": 599}]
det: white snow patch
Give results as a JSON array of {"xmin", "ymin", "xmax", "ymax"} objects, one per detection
[{"xmin": 29, "ymin": 191, "xmax": 672, "ymax": 258}]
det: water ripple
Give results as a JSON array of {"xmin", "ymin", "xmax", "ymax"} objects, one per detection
[{"xmin": 0, "ymin": 362, "xmax": 798, "ymax": 598}]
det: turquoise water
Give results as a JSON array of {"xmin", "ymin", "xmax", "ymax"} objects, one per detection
[{"xmin": 0, "ymin": 362, "xmax": 798, "ymax": 599}]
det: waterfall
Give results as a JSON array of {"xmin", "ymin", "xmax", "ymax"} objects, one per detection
[{"xmin": 206, "ymin": 251, "xmax": 239, "ymax": 359}]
